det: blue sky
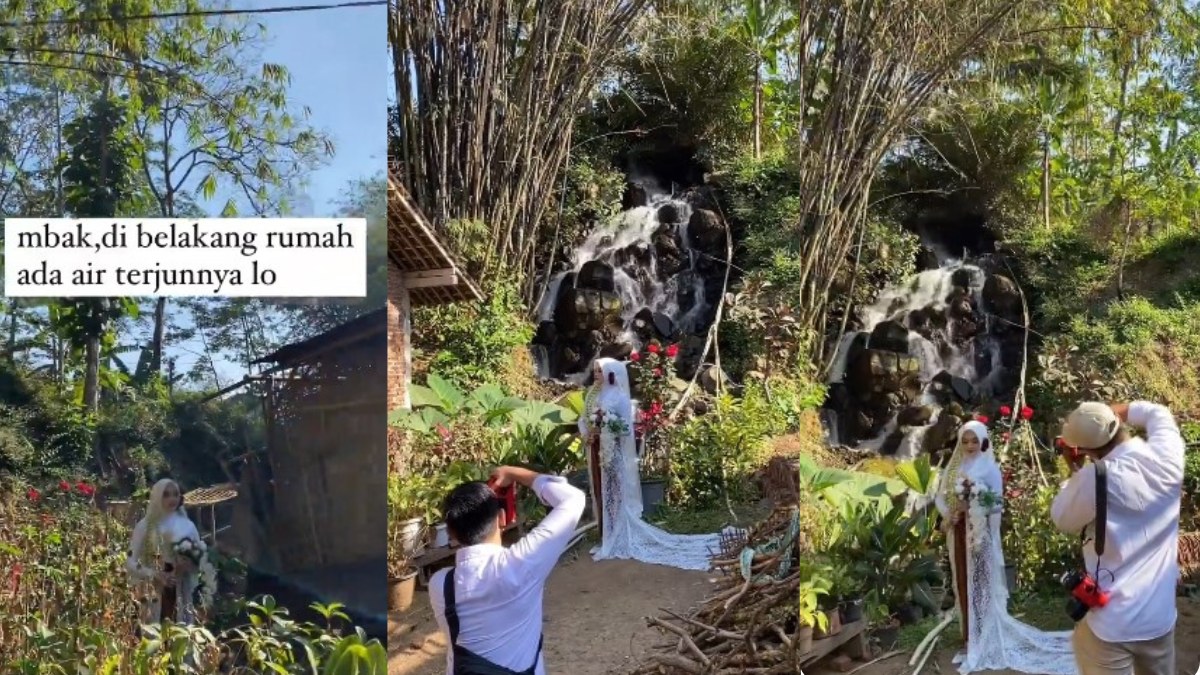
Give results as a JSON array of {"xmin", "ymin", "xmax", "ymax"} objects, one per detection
[
  {"xmin": 167, "ymin": 0, "xmax": 388, "ymax": 385},
  {"xmin": 201, "ymin": 0, "xmax": 388, "ymax": 216}
]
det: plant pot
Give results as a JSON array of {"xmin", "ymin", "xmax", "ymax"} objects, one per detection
[
  {"xmin": 388, "ymin": 570, "xmax": 418, "ymax": 612},
  {"xmin": 896, "ymin": 602, "xmax": 923, "ymax": 625},
  {"xmin": 874, "ymin": 625, "xmax": 900, "ymax": 650},
  {"xmin": 433, "ymin": 522, "xmax": 450, "ymax": 548},
  {"xmin": 640, "ymin": 478, "xmax": 667, "ymax": 516},
  {"xmin": 399, "ymin": 517, "xmax": 425, "ymax": 557},
  {"xmin": 814, "ymin": 608, "xmax": 842, "ymax": 639},
  {"xmin": 1005, "ymin": 564, "xmax": 1018, "ymax": 591},
  {"xmin": 840, "ymin": 597, "xmax": 865, "ymax": 623},
  {"xmin": 795, "ymin": 624, "xmax": 814, "ymax": 655}
]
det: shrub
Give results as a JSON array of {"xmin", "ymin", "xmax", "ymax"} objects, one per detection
[{"xmin": 666, "ymin": 384, "xmax": 775, "ymax": 509}]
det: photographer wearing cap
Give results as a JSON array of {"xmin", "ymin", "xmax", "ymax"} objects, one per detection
[
  {"xmin": 429, "ymin": 466, "xmax": 585, "ymax": 675},
  {"xmin": 1051, "ymin": 401, "xmax": 1184, "ymax": 675}
]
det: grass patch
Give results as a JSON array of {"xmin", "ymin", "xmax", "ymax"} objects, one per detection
[
  {"xmin": 894, "ymin": 591, "xmax": 1069, "ymax": 655},
  {"xmin": 654, "ymin": 501, "xmax": 771, "ymax": 534}
]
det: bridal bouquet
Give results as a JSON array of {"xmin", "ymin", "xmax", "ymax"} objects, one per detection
[
  {"xmin": 953, "ymin": 481, "xmax": 1002, "ymax": 551},
  {"xmin": 172, "ymin": 536, "xmax": 219, "ymax": 610}
]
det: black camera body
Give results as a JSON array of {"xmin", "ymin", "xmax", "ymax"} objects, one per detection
[{"xmin": 1061, "ymin": 570, "xmax": 1110, "ymax": 622}]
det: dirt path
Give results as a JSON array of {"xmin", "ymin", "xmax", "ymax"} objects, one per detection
[{"xmin": 389, "ymin": 554, "xmax": 713, "ymax": 675}]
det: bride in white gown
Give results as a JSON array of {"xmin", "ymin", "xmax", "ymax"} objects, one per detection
[
  {"xmin": 578, "ymin": 357, "xmax": 729, "ymax": 570},
  {"xmin": 934, "ymin": 420, "xmax": 1077, "ymax": 675}
]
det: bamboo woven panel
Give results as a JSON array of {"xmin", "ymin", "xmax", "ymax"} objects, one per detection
[{"xmin": 184, "ymin": 483, "xmax": 238, "ymax": 507}]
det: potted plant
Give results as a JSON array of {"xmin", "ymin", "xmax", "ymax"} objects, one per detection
[
  {"xmin": 865, "ymin": 591, "xmax": 901, "ymax": 649},
  {"xmin": 638, "ymin": 433, "xmax": 670, "ymax": 516},
  {"xmin": 389, "ymin": 474, "xmax": 428, "ymax": 558},
  {"xmin": 831, "ymin": 562, "xmax": 865, "ymax": 624},
  {"xmin": 387, "ymin": 548, "xmax": 418, "ymax": 612},
  {"xmin": 796, "ymin": 578, "xmax": 830, "ymax": 654}
]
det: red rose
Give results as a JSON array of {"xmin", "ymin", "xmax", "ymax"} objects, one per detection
[
  {"xmin": 666, "ymin": 344, "xmax": 679, "ymax": 358},
  {"xmin": 648, "ymin": 343, "xmax": 660, "ymax": 354},
  {"xmin": 75, "ymin": 481, "xmax": 95, "ymax": 497},
  {"xmin": 59, "ymin": 480, "xmax": 70, "ymax": 492},
  {"xmin": 999, "ymin": 405, "xmax": 1012, "ymax": 416},
  {"xmin": 975, "ymin": 415, "xmax": 989, "ymax": 425},
  {"xmin": 1020, "ymin": 406, "xmax": 1034, "ymax": 420},
  {"xmin": 630, "ymin": 351, "xmax": 640, "ymax": 362},
  {"xmin": 1001, "ymin": 432, "xmax": 1010, "ymax": 443},
  {"xmin": 26, "ymin": 488, "xmax": 40, "ymax": 502},
  {"xmin": 654, "ymin": 368, "xmax": 663, "ymax": 377}
]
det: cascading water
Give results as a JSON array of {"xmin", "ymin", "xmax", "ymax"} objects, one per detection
[
  {"xmin": 531, "ymin": 184, "xmax": 728, "ymax": 382},
  {"xmin": 824, "ymin": 256, "xmax": 1023, "ymax": 460}
]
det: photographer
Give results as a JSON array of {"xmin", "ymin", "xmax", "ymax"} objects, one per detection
[
  {"xmin": 1051, "ymin": 401, "xmax": 1184, "ymax": 675},
  {"xmin": 428, "ymin": 466, "xmax": 585, "ymax": 675}
]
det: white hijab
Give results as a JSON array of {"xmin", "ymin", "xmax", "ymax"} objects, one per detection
[{"xmin": 954, "ymin": 420, "xmax": 1003, "ymax": 496}]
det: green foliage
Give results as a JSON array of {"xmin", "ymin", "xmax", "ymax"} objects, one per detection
[
  {"xmin": 666, "ymin": 384, "xmax": 775, "ymax": 509},
  {"xmin": 412, "ymin": 280, "xmax": 533, "ymax": 390},
  {"xmin": 832, "ymin": 501, "xmax": 941, "ymax": 612}
]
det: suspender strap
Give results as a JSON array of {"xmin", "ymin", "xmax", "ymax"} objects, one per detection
[
  {"xmin": 441, "ymin": 567, "xmax": 544, "ymax": 675},
  {"xmin": 444, "ymin": 567, "xmax": 461, "ymax": 647},
  {"xmin": 1094, "ymin": 461, "xmax": 1107, "ymax": 557}
]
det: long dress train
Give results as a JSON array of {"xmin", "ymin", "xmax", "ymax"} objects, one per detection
[
  {"xmin": 579, "ymin": 358, "xmax": 732, "ymax": 571},
  {"xmin": 936, "ymin": 421, "xmax": 1077, "ymax": 675}
]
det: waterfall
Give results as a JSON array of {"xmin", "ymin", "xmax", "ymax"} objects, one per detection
[
  {"xmin": 825, "ymin": 258, "xmax": 1018, "ymax": 460},
  {"xmin": 532, "ymin": 185, "xmax": 725, "ymax": 381}
]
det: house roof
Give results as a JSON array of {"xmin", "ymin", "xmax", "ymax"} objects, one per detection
[
  {"xmin": 387, "ymin": 167, "xmax": 484, "ymax": 306},
  {"xmin": 253, "ymin": 308, "xmax": 385, "ymax": 367}
]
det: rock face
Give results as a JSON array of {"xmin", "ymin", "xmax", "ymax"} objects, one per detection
[
  {"xmin": 532, "ymin": 187, "xmax": 729, "ymax": 382},
  {"xmin": 824, "ymin": 261, "xmax": 1023, "ymax": 458}
]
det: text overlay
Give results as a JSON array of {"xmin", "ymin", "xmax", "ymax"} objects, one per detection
[{"xmin": 4, "ymin": 219, "xmax": 367, "ymax": 297}]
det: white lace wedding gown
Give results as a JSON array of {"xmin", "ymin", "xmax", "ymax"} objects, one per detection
[
  {"xmin": 935, "ymin": 421, "xmax": 1077, "ymax": 675},
  {"xmin": 578, "ymin": 358, "xmax": 729, "ymax": 570}
]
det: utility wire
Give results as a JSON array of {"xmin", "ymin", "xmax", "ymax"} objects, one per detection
[{"xmin": 0, "ymin": 1, "xmax": 383, "ymax": 28}]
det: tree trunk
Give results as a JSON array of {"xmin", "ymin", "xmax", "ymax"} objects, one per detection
[
  {"xmin": 1116, "ymin": 200, "xmax": 1132, "ymax": 302},
  {"xmin": 84, "ymin": 336, "xmax": 101, "ymax": 412},
  {"xmin": 151, "ymin": 297, "xmax": 166, "ymax": 374},
  {"xmin": 753, "ymin": 61, "xmax": 763, "ymax": 160},
  {"xmin": 1041, "ymin": 130, "xmax": 1051, "ymax": 229}
]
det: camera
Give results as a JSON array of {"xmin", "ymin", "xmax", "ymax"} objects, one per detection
[{"xmin": 1061, "ymin": 570, "xmax": 1110, "ymax": 622}]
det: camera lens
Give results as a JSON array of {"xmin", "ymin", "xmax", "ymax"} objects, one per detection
[{"xmin": 1060, "ymin": 571, "xmax": 1080, "ymax": 590}]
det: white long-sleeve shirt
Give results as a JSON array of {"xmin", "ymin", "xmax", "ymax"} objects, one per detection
[
  {"xmin": 1050, "ymin": 401, "xmax": 1184, "ymax": 643},
  {"xmin": 430, "ymin": 475, "xmax": 586, "ymax": 675}
]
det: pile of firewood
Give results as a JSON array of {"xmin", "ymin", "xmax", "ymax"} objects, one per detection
[{"xmin": 632, "ymin": 507, "xmax": 816, "ymax": 674}]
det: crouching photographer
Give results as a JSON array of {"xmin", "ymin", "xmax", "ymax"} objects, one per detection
[{"xmin": 1051, "ymin": 401, "xmax": 1184, "ymax": 675}]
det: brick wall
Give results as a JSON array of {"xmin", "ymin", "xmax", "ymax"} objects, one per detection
[{"xmin": 387, "ymin": 260, "xmax": 410, "ymax": 412}]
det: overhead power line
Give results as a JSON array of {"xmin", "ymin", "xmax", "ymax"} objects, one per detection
[{"xmin": 0, "ymin": 1, "xmax": 384, "ymax": 28}]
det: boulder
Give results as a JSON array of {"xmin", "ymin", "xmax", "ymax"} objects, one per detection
[
  {"xmin": 653, "ymin": 227, "xmax": 686, "ymax": 277},
  {"xmin": 577, "ymin": 260, "xmax": 615, "ymax": 293},
  {"xmin": 915, "ymin": 247, "xmax": 940, "ymax": 271},
  {"xmin": 554, "ymin": 287, "xmax": 622, "ymax": 334},
  {"xmin": 699, "ymin": 365, "xmax": 728, "ymax": 395},
  {"xmin": 847, "ymin": 349, "xmax": 920, "ymax": 400},
  {"xmin": 868, "ymin": 320, "xmax": 911, "ymax": 353},
  {"xmin": 923, "ymin": 413, "xmax": 963, "ymax": 453},
  {"xmin": 657, "ymin": 203, "xmax": 682, "ymax": 224},
  {"xmin": 931, "ymin": 370, "xmax": 975, "ymax": 404},
  {"xmin": 598, "ymin": 342, "xmax": 633, "ymax": 361},
  {"xmin": 898, "ymin": 405, "xmax": 936, "ymax": 427},
  {"xmin": 951, "ymin": 268, "xmax": 973, "ymax": 290},
  {"xmin": 983, "ymin": 274, "xmax": 1020, "ymax": 315},
  {"xmin": 880, "ymin": 429, "xmax": 907, "ymax": 456},
  {"xmin": 532, "ymin": 320, "xmax": 557, "ymax": 347},
  {"xmin": 623, "ymin": 181, "xmax": 648, "ymax": 209},
  {"xmin": 687, "ymin": 209, "xmax": 726, "ymax": 255}
]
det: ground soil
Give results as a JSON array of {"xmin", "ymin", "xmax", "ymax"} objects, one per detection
[
  {"xmin": 389, "ymin": 553, "xmax": 713, "ymax": 675},
  {"xmin": 390, "ymin": 554, "xmax": 1200, "ymax": 675}
]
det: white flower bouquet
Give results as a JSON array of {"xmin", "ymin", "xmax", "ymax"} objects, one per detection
[{"xmin": 172, "ymin": 536, "xmax": 218, "ymax": 610}]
